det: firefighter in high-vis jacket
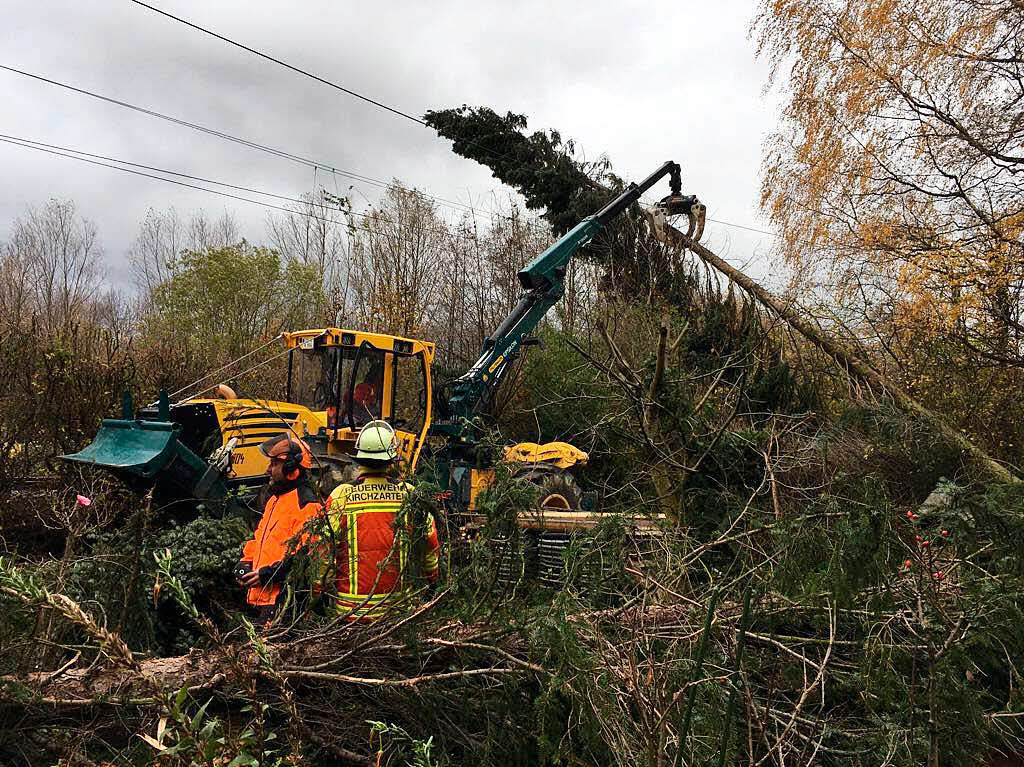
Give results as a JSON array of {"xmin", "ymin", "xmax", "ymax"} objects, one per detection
[
  {"xmin": 236, "ymin": 433, "xmax": 322, "ymax": 621},
  {"xmin": 323, "ymin": 420, "xmax": 440, "ymax": 620}
]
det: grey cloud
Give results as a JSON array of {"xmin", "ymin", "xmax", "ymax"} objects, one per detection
[{"xmin": 0, "ymin": 0, "xmax": 781, "ymax": 293}]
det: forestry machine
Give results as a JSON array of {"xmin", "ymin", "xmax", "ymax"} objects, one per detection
[{"xmin": 62, "ymin": 162, "xmax": 704, "ymax": 527}]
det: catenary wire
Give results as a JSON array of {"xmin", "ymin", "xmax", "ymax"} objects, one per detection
[
  {"xmin": 127, "ymin": 0, "xmax": 786, "ymax": 243},
  {"xmin": 2, "ymin": 127, "xmax": 792, "ymax": 258},
  {"xmin": 1, "ymin": 62, "xmax": 785, "ymax": 244},
  {"xmin": 0, "ymin": 132, "xmax": 556, "ymax": 247},
  {"xmin": 0, "ymin": 133, "xmax": 340, "ymax": 207},
  {"xmin": 181, "ymin": 345, "xmax": 294, "ymax": 403},
  {"xmin": 0, "ymin": 135, "xmax": 487, "ymax": 246},
  {"xmin": 0, "ymin": 63, "xmax": 532, "ymax": 230},
  {"xmin": 128, "ymin": 0, "xmax": 427, "ymax": 127},
  {"xmin": 126, "ymin": 0, "xmax": 537, "ymax": 170},
  {"xmin": 0, "ymin": 132, "xmax": 442, "ymax": 233},
  {"xmin": 10, "ymin": 132, "xmax": 744, "ymax": 254},
  {"xmin": 2, "ymin": 129, "xmax": 790, "ymax": 254},
  {"xmin": 167, "ymin": 335, "xmax": 282, "ymax": 401}
]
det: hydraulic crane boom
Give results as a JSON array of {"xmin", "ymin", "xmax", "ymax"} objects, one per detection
[
  {"xmin": 60, "ymin": 161, "xmax": 701, "ymax": 519},
  {"xmin": 434, "ymin": 160, "xmax": 701, "ymax": 442}
]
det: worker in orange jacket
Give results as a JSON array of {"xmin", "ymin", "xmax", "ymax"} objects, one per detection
[
  {"xmin": 236, "ymin": 433, "xmax": 322, "ymax": 621},
  {"xmin": 323, "ymin": 421, "xmax": 440, "ymax": 621}
]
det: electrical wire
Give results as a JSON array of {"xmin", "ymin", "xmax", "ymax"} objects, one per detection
[
  {"xmin": 0, "ymin": 132, "xmax": 467, "ymax": 235},
  {"xmin": 128, "ymin": 0, "xmax": 427, "ymax": 127},
  {"xmin": 0, "ymin": 134, "xmax": 342, "ymax": 222},
  {"xmin": 0, "ymin": 63, "xmax": 527, "ymax": 229},
  {"xmin": 2, "ymin": 128, "xmax": 792, "ymax": 260},
  {"xmin": 129, "ymin": 0, "xmax": 787, "ymax": 242},
  {"xmin": 0, "ymin": 133, "xmax": 327, "ymax": 207},
  {"xmin": 186, "ymin": 345, "xmax": 294, "ymax": 402},
  {"xmin": 706, "ymin": 217, "xmax": 780, "ymax": 239},
  {"xmin": 1, "ymin": 62, "xmax": 783, "ymax": 244},
  {"xmin": 167, "ymin": 334, "xmax": 282, "ymax": 401},
  {"xmin": 127, "ymin": 0, "xmax": 526, "ymax": 170},
  {"xmin": 2, "ymin": 127, "xmax": 793, "ymax": 260},
  {"xmin": 0, "ymin": 134, "xmax": 477, "ymax": 245}
]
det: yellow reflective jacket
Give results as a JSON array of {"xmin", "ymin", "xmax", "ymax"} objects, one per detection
[{"xmin": 322, "ymin": 475, "xmax": 439, "ymax": 620}]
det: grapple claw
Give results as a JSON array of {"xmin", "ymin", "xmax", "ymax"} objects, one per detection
[
  {"xmin": 648, "ymin": 194, "xmax": 705, "ymax": 245},
  {"xmin": 688, "ymin": 202, "xmax": 706, "ymax": 242}
]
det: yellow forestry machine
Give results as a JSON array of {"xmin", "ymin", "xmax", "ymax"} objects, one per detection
[{"xmin": 63, "ymin": 162, "xmax": 704, "ymax": 534}]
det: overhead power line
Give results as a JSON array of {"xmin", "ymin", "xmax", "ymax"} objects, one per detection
[
  {"xmin": 1, "ymin": 64, "xmax": 783, "ymax": 245},
  {"xmin": 0, "ymin": 64, "xmax": 523, "ymax": 228},
  {"xmin": 119, "ymin": 5, "xmax": 786, "ymax": 244},
  {"xmin": 2, "ymin": 132, "xmax": 790, "ymax": 273},
  {"xmin": 0, "ymin": 134, "xmax": 344, "ymax": 224},
  {"xmin": 128, "ymin": 0, "xmax": 427, "ymax": 128},
  {"xmin": 127, "ymin": 0, "xmax": 528, "ymax": 169},
  {"xmin": 705, "ymin": 217, "xmax": 781, "ymax": 240},
  {"xmin": 0, "ymin": 134, "xmax": 498, "ymax": 246},
  {"xmin": 0, "ymin": 132, "xmax": 500, "ymax": 240},
  {"xmin": 12, "ymin": 63, "xmax": 771, "ymax": 243},
  {"xmin": 0, "ymin": 133, "xmax": 315, "ymax": 206},
  {"xmin": 3, "ymin": 42, "xmax": 787, "ymax": 246},
  {"xmin": 636, "ymin": 189, "xmax": 783, "ymax": 241}
]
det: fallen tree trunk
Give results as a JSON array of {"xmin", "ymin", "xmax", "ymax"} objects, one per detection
[
  {"xmin": 2, "ymin": 649, "xmax": 229, "ymax": 705},
  {"xmin": 0, "ymin": 599, "xmax": 723, "ymax": 705},
  {"xmin": 654, "ymin": 218, "xmax": 1017, "ymax": 484},
  {"xmin": 425, "ymin": 108, "xmax": 1015, "ymax": 482}
]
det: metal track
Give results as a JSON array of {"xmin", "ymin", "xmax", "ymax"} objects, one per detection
[
  {"xmin": 491, "ymin": 531, "xmax": 538, "ymax": 586},
  {"xmin": 538, "ymin": 532, "xmax": 571, "ymax": 588}
]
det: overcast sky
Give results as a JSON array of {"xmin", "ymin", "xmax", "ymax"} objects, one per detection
[{"xmin": 0, "ymin": 0, "xmax": 784, "ymax": 292}]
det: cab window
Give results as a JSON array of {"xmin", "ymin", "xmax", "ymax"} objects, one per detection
[
  {"xmin": 391, "ymin": 352, "xmax": 427, "ymax": 434},
  {"xmin": 346, "ymin": 348, "xmax": 386, "ymax": 427},
  {"xmin": 290, "ymin": 347, "xmax": 347, "ymax": 411}
]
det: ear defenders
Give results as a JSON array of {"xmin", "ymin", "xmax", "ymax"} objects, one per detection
[
  {"xmin": 280, "ymin": 452, "xmax": 300, "ymax": 475},
  {"xmin": 258, "ymin": 433, "xmax": 313, "ymax": 479}
]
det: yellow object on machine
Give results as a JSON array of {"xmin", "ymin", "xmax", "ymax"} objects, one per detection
[{"xmin": 503, "ymin": 441, "xmax": 588, "ymax": 470}]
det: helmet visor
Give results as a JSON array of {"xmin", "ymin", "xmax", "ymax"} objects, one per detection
[{"xmin": 259, "ymin": 434, "xmax": 294, "ymax": 460}]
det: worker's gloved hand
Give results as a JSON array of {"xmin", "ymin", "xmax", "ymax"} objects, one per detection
[
  {"xmin": 258, "ymin": 558, "xmax": 294, "ymax": 586},
  {"xmin": 257, "ymin": 564, "xmax": 278, "ymax": 586},
  {"xmin": 239, "ymin": 558, "xmax": 292, "ymax": 588},
  {"xmin": 235, "ymin": 560, "xmax": 253, "ymax": 584}
]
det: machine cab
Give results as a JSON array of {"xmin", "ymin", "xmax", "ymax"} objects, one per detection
[{"xmin": 283, "ymin": 329, "xmax": 434, "ymax": 472}]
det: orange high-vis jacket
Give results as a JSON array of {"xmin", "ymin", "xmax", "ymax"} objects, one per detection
[
  {"xmin": 324, "ymin": 475, "xmax": 439, "ymax": 620},
  {"xmin": 241, "ymin": 483, "xmax": 322, "ymax": 607}
]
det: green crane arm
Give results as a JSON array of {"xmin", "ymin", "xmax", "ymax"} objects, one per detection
[{"xmin": 434, "ymin": 160, "xmax": 698, "ymax": 440}]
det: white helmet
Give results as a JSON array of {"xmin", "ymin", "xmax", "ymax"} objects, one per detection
[{"xmin": 354, "ymin": 420, "xmax": 400, "ymax": 465}]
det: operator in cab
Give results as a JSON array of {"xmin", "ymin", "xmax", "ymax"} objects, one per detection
[
  {"xmin": 236, "ymin": 433, "xmax": 322, "ymax": 623},
  {"xmin": 332, "ymin": 359, "xmax": 384, "ymax": 428},
  {"xmin": 321, "ymin": 420, "xmax": 440, "ymax": 621},
  {"xmin": 350, "ymin": 360, "xmax": 384, "ymax": 424}
]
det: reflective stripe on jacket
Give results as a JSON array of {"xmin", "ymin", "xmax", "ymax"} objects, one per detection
[
  {"xmin": 241, "ymin": 482, "xmax": 322, "ymax": 607},
  {"xmin": 325, "ymin": 475, "xmax": 439, "ymax": 620}
]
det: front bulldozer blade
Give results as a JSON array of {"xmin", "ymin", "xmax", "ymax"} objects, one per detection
[
  {"xmin": 63, "ymin": 418, "xmax": 182, "ymax": 479},
  {"xmin": 61, "ymin": 417, "xmax": 221, "ymax": 501}
]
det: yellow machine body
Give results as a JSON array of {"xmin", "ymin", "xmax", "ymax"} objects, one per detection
[
  {"xmin": 198, "ymin": 398, "xmax": 323, "ymax": 479},
  {"xmin": 67, "ymin": 324, "xmax": 591, "ymax": 516},
  {"xmin": 284, "ymin": 328, "xmax": 432, "ymax": 474},
  {"xmin": 214, "ymin": 330, "xmax": 588, "ymax": 490},
  {"xmin": 462, "ymin": 442, "xmax": 590, "ymax": 511},
  {"xmin": 177, "ymin": 328, "xmax": 436, "ymax": 484}
]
